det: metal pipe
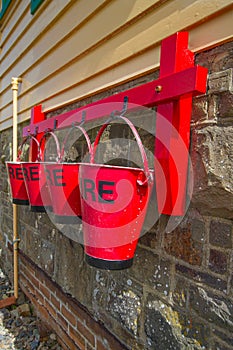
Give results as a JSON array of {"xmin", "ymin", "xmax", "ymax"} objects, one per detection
[{"xmin": 11, "ymin": 77, "xmax": 22, "ymax": 300}]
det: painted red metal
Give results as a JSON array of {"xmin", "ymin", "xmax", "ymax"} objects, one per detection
[
  {"xmin": 6, "ymin": 162, "xmax": 29, "ymax": 205},
  {"xmin": 23, "ymin": 65, "xmax": 207, "ymax": 137},
  {"xmin": 44, "ymin": 125, "xmax": 93, "ymax": 223},
  {"xmin": 22, "ymin": 31, "xmax": 208, "ymax": 216},
  {"xmin": 79, "ymin": 115, "xmax": 154, "ymax": 269},
  {"xmin": 28, "ymin": 105, "xmax": 46, "ymax": 161},
  {"xmin": 6, "ymin": 135, "xmax": 41, "ymax": 206},
  {"xmin": 80, "ymin": 163, "xmax": 153, "ymax": 268},
  {"xmin": 21, "ymin": 162, "xmax": 52, "ymax": 212},
  {"xmin": 155, "ymin": 32, "xmax": 201, "ymax": 215},
  {"xmin": 45, "ymin": 162, "xmax": 82, "ymax": 222}
]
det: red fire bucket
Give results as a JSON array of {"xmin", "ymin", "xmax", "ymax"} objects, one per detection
[
  {"xmin": 79, "ymin": 115, "xmax": 154, "ymax": 269},
  {"xmin": 44, "ymin": 125, "xmax": 93, "ymax": 224},
  {"xmin": 21, "ymin": 131, "xmax": 59, "ymax": 212},
  {"xmin": 6, "ymin": 136, "xmax": 39, "ymax": 205}
]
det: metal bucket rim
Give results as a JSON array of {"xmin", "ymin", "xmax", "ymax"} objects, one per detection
[
  {"xmin": 6, "ymin": 161, "xmax": 22, "ymax": 165},
  {"xmin": 44, "ymin": 162, "xmax": 81, "ymax": 166},
  {"xmin": 79, "ymin": 162, "xmax": 154, "ymax": 173}
]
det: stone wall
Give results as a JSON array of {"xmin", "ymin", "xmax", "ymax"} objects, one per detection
[{"xmin": 0, "ymin": 41, "xmax": 232, "ymax": 349}]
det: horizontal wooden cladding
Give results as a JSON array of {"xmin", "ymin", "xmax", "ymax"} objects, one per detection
[
  {"xmin": 189, "ymin": 6, "xmax": 233, "ymax": 51},
  {"xmin": 9, "ymin": 2, "xmax": 233, "ymax": 98},
  {"xmin": 0, "ymin": 1, "xmax": 28, "ymax": 45},
  {"xmin": 1, "ymin": 0, "xmax": 158, "ymax": 78},
  {"xmin": 0, "ymin": 0, "xmax": 233, "ymax": 131},
  {"xmin": 0, "ymin": 44, "xmax": 160, "ymax": 130},
  {"xmin": 1, "ymin": 0, "xmax": 72, "ymax": 71},
  {"xmin": 0, "ymin": 0, "xmax": 165, "ymax": 109}
]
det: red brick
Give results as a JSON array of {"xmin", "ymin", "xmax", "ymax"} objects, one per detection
[
  {"xmin": 96, "ymin": 340, "xmax": 108, "ymax": 350},
  {"xmin": 42, "ymin": 274, "xmax": 59, "ymax": 295},
  {"xmin": 19, "ymin": 250, "xmax": 127, "ymax": 350},
  {"xmin": 61, "ymin": 304, "xmax": 77, "ymax": 327},
  {"xmin": 24, "ymin": 268, "xmax": 40, "ymax": 290},
  {"xmin": 20, "ymin": 251, "xmax": 57, "ymax": 295},
  {"xmin": 20, "ymin": 264, "xmax": 35, "ymax": 283},
  {"xmin": 85, "ymin": 342, "xmax": 95, "ymax": 350},
  {"xmin": 23, "ymin": 275, "xmax": 34, "ymax": 293},
  {"xmin": 85, "ymin": 316, "xmax": 127, "ymax": 350},
  {"xmin": 19, "ymin": 272, "xmax": 29, "ymax": 289},
  {"xmin": 20, "ymin": 269, "xmax": 48, "ymax": 305},
  {"xmin": 51, "ymin": 293, "xmax": 61, "ymax": 311},
  {"xmin": 20, "ymin": 284, "xmax": 40, "ymax": 311},
  {"xmin": 20, "ymin": 272, "xmax": 43, "ymax": 303},
  {"xmin": 33, "ymin": 286, "xmax": 45, "ymax": 304},
  {"xmin": 19, "ymin": 278, "xmax": 30, "ymax": 296},
  {"xmin": 68, "ymin": 297, "xmax": 87, "ymax": 323},
  {"xmin": 57, "ymin": 328, "xmax": 78, "ymax": 350},
  {"xmin": 77, "ymin": 320, "xmax": 95, "ymax": 347},
  {"xmin": 36, "ymin": 301, "xmax": 51, "ymax": 322},
  {"xmin": 58, "ymin": 338, "xmax": 72, "ymax": 350},
  {"xmin": 35, "ymin": 268, "xmax": 46, "ymax": 284},
  {"xmin": 44, "ymin": 299, "xmax": 57, "ymax": 320},
  {"xmin": 69, "ymin": 325, "xmax": 86, "ymax": 350},
  {"xmin": 55, "ymin": 287, "xmax": 69, "ymax": 307},
  {"xmin": 39, "ymin": 282, "xmax": 51, "ymax": 300},
  {"xmin": 20, "ymin": 258, "xmax": 35, "ymax": 276},
  {"xmin": 37, "ymin": 303, "xmax": 76, "ymax": 350},
  {"xmin": 57, "ymin": 312, "xmax": 69, "ymax": 331}
]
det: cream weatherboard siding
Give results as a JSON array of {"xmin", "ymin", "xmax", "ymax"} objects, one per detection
[{"xmin": 0, "ymin": 0, "xmax": 232, "ymax": 130}]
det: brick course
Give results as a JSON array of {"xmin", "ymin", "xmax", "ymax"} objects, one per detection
[{"xmin": 18, "ymin": 249, "xmax": 128, "ymax": 350}]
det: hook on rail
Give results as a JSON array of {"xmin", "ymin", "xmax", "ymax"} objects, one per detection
[
  {"xmin": 71, "ymin": 110, "xmax": 86, "ymax": 128},
  {"xmin": 109, "ymin": 96, "xmax": 128, "ymax": 122}
]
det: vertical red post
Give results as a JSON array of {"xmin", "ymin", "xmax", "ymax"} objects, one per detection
[
  {"xmin": 28, "ymin": 105, "xmax": 45, "ymax": 161},
  {"xmin": 155, "ymin": 32, "xmax": 194, "ymax": 215}
]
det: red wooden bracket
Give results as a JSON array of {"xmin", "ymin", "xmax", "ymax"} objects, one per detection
[
  {"xmin": 26, "ymin": 105, "xmax": 46, "ymax": 161},
  {"xmin": 155, "ymin": 31, "xmax": 198, "ymax": 216},
  {"xmin": 23, "ymin": 31, "xmax": 208, "ymax": 216}
]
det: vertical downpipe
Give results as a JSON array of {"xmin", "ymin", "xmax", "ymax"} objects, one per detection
[{"xmin": 11, "ymin": 77, "xmax": 22, "ymax": 300}]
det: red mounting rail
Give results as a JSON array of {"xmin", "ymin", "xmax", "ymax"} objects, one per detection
[{"xmin": 23, "ymin": 31, "xmax": 208, "ymax": 216}]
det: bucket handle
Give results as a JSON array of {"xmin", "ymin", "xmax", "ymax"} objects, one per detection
[
  {"xmin": 60, "ymin": 124, "xmax": 93, "ymax": 162},
  {"xmin": 17, "ymin": 135, "xmax": 41, "ymax": 162},
  {"xmin": 92, "ymin": 115, "xmax": 153, "ymax": 186},
  {"xmin": 39, "ymin": 131, "xmax": 61, "ymax": 162}
]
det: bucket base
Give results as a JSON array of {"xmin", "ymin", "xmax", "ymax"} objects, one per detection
[
  {"xmin": 12, "ymin": 199, "xmax": 29, "ymax": 205},
  {"xmin": 54, "ymin": 215, "xmax": 82, "ymax": 224},
  {"xmin": 85, "ymin": 255, "xmax": 133, "ymax": 270},
  {"xmin": 30, "ymin": 205, "xmax": 53, "ymax": 213}
]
